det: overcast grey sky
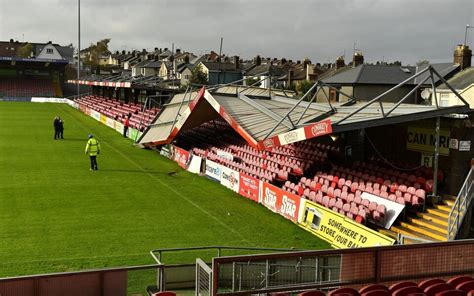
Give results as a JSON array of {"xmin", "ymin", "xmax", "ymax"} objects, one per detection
[{"xmin": 1, "ymin": 0, "xmax": 473, "ymax": 65}]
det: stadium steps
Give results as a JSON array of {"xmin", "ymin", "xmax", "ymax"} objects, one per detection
[
  {"xmin": 378, "ymin": 228, "xmax": 398, "ymax": 240},
  {"xmin": 398, "ymin": 222, "xmax": 447, "ymax": 241},
  {"xmin": 441, "ymin": 194, "xmax": 457, "ymax": 207},
  {"xmin": 388, "ymin": 195, "xmax": 458, "ymax": 244},
  {"xmin": 389, "ymin": 224, "xmax": 437, "ymax": 242},
  {"xmin": 52, "ymin": 74, "xmax": 63, "ymax": 97},
  {"xmin": 406, "ymin": 217, "xmax": 447, "ymax": 234}
]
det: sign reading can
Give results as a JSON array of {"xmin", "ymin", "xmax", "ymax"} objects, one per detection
[{"xmin": 407, "ymin": 127, "xmax": 450, "ymax": 156}]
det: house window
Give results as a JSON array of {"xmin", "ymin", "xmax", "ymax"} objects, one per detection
[
  {"xmin": 440, "ymin": 94, "xmax": 450, "ymax": 107},
  {"xmin": 185, "ymin": 74, "xmax": 190, "ymax": 79},
  {"xmin": 46, "ymin": 48, "xmax": 53, "ymax": 54}
]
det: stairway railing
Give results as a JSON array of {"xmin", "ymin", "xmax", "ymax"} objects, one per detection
[{"xmin": 447, "ymin": 166, "xmax": 474, "ymax": 240}]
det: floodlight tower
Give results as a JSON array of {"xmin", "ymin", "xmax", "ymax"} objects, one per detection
[{"xmin": 77, "ymin": 0, "xmax": 81, "ymax": 97}]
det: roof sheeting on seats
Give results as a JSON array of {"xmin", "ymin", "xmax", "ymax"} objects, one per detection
[
  {"xmin": 137, "ymin": 66, "xmax": 471, "ymax": 150},
  {"xmin": 138, "ymin": 90, "xmax": 200, "ymax": 145}
]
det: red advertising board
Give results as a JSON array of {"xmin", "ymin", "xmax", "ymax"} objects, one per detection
[
  {"xmin": 172, "ymin": 146, "xmax": 190, "ymax": 169},
  {"xmin": 303, "ymin": 118, "xmax": 332, "ymax": 139},
  {"xmin": 261, "ymin": 182, "xmax": 301, "ymax": 222},
  {"xmin": 239, "ymin": 173, "xmax": 260, "ymax": 202}
]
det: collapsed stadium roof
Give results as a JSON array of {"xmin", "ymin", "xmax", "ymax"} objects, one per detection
[{"xmin": 137, "ymin": 66, "xmax": 471, "ymax": 150}]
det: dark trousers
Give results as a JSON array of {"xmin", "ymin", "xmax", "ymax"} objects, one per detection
[
  {"xmin": 89, "ymin": 155, "xmax": 98, "ymax": 170},
  {"xmin": 59, "ymin": 129, "xmax": 63, "ymax": 139},
  {"xmin": 123, "ymin": 126, "xmax": 128, "ymax": 137},
  {"xmin": 54, "ymin": 129, "xmax": 60, "ymax": 139}
]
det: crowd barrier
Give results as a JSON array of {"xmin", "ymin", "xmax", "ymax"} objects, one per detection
[{"xmin": 168, "ymin": 145, "xmax": 395, "ymax": 248}]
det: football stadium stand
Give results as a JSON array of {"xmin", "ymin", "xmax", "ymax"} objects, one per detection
[
  {"xmin": 74, "ymin": 95, "xmax": 160, "ymax": 130},
  {"xmin": 0, "ymin": 76, "xmax": 56, "ymax": 98},
  {"xmin": 135, "ymin": 65, "xmax": 472, "ymax": 245},
  {"xmin": 174, "ymin": 119, "xmax": 435, "ymax": 227},
  {"xmin": 1, "ymin": 57, "xmax": 471, "ymax": 295}
]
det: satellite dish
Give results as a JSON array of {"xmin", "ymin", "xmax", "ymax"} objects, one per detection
[{"xmin": 421, "ymin": 89, "xmax": 431, "ymax": 100}]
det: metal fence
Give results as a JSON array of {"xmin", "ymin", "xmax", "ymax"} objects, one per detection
[
  {"xmin": 149, "ymin": 246, "xmax": 297, "ymax": 292},
  {"xmin": 0, "ymin": 264, "xmax": 159, "ymax": 296},
  {"xmin": 448, "ymin": 166, "xmax": 474, "ymax": 240},
  {"xmin": 196, "ymin": 259, "xmax": 213, "ymax": 296},
  {"xmin": 211, "ymin": 240, "xmax": 474, "ymax": 295}
]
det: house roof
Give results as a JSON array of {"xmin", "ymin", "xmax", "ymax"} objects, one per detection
[
  {"xmin": 322, "ymin": 64, "xmax": 418, "ymax": 85},
  {"xmin": 201, "ymin": 61, "xmax": 241, "ymax": 72},
  {"xmin": 177, "ymin": 63, "xmax": 193, "ymax": 73},
  {"xmin": 245, "ymin": 64, "xmax": 288, "ymax": 77},
  {"xmin": 437, "ymin": 67, "xmax": 474, "ymax": 90},
  {"xmin": 142, "ymin": 61, "xmax": 162, "ymax": 69},
  {"xmin": 414, "ymin": 63, "xmax": 459, "ymax": 85}
]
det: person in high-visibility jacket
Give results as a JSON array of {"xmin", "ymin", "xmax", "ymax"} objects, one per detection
[{"xmin": 85, "ymin": 134, "xmax": 101, "ymax": 171}]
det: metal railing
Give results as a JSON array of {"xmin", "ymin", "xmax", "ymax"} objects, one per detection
[
  {"xmin": 0, "ymin": 264, "xmax": 159, "ymax": 296},
  {"xmin": 149, "ymin": 246, "xmax": 298, "ymax": 292},
  {"xmin": 448, "ymin": 166, "xmax": 474, "ymax": 240},
  {"xmin": 396, "ymin": 233, "xmax": 433, "ymax": 245},
  {"xmin": 212, "ymin": 240, "xmax": 474, "ymax": 295},
  {"xmin": 196, "ymin": 258, "xmax": 213, "ymax": 296}
]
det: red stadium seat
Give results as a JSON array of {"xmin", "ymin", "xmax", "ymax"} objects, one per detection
[
  {"xmin": 359, "ymin": 284, "xmax": 389, "ymax": 294},
  {"xmin": 360, "ymin": 290, "xmax": 391, "ymax": 296},
  {"xmin": 456, "ymin": 281, "xmax": 474, "ymax": 292},
  {"xmin": 329, "ymin": 287, "xmax": 359, "ymax": 295},
  {"xmin": 393, "ymin": 286, "xmax": 423, "ymax": 296},
  {"xmin": 419, "ymin": 279, "xmax": 446, "ymax": 291},
  {"xmin": 298, "ymin": 291, "xmax": 326, "ymax": 296},
  {"xmin": 424, "ymin": 283, "xmax": 454, "ymax": 296},
  {"xmin": 152, "ymin": 292, "xmax": 177, "ymax": 296},
  {"xmin": 435, "ymin": 290, "xmax": 467, "ymax": 296},
  {"xmin": 448, "ymin": 276, "xmax": 474, "ymax": 287},
  {"xmin": 390, "ymin": 282, "xmax": 418, "ymax": 293}
]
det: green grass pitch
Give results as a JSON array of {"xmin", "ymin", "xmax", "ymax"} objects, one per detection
[{"xmin": 0, "ymin": 101, "xmax": 329, "ymax": 278}]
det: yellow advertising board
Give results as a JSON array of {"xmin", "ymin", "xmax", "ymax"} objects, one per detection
[
  {"xmin": 100, "ymin": 114, "xmax": 107, "ymax": 124},
  {"xmin": 407, "ymin": 127, "xmax": 450, "ymax": 156},
  {"xmin": 298, "ymin": 199, "xmax": 395, "ymax": 248}
]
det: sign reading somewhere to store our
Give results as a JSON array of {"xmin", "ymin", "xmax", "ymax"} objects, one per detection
[
  {"xmin": 406, "ymin": 127, "xmax": 450, "ymax": 156},
  {"xmin": 298, "ymin": 199, "xmax": 395, "ymax": 248}
]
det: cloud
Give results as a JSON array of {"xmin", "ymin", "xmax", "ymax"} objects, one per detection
[{"xmin": 1, "ymin": 0, "xmax": 473, "ymax": 64}]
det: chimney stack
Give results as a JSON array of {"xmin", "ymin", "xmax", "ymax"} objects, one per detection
[
  {"xmin": 352, "ymin": 52, "xmax": 364, "ymax": 67},
  {"xmin": 336, "ymin": 56, "xmax": 345, "ymax": 69},
  {"xmin": 454, "ymin": 44, "xmax": 472, "ymax": 70},
  {"xmin": 254, "ymin": 55, "xmax": 261, "ymax": 66},
  {"xmin": 176, "ymin": 48, "xmax": 181, "ymax": 54},
  {"xmin": 288, "ymin": 69, "xmax": 294, "ymax": 86},
  {"xmin": 234, "ymin": 56, "xmax": 240, "ymax": 69}
]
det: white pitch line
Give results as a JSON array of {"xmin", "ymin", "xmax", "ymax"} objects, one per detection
[{"xmin": 60, "ymin": 104, "xmax": 252, "ymax": 244}]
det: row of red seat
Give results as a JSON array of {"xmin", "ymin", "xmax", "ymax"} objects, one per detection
[
  {"xmin": 0, "ymin": 77, "xmax": 55, "ymax": 97},
  {"xmin": 274, "ymin": 275, "xmax": 474, "ymax": 296},
  {"xmin": 75, "ymin": 95, "xmax": 159, "ymax": 130},
  {"xmin": 176, "ymin": 119, "xmax": 437, "ymax": 227}
]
